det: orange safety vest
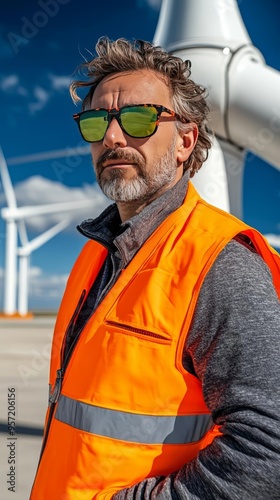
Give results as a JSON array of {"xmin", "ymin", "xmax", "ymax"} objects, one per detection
[{"xmin": 31, "ymin": 183, "xmax": 280, "ymax": 500}]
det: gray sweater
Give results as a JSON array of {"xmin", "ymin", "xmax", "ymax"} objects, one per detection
[{"xmin": 77, "ymin": 174, "xmax": 280, "ymax": 500}]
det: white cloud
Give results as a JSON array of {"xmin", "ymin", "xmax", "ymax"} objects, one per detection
[
  {"xmin": 29, "ymin": 268, "xmax": 68, "ymax": 299},
  {"xmin": 0, "ymin": 264, "xmax": 68, "ymax": 310},
  {"xmin": 49, "ymin": 73, "xmax": 71, "ymax": 91},
  {"xmin": 0, "ymin": 74, "xmax": 28, "ymax": 96},
  {"xmin": 1, "ymin": 71, "xmax": 72, "ymax": 115},
  {"xmin": 28, "ymin": 266, "xmax": 42, "ymax": 278},
  {"xmin": 1, "ymin": 175, "xmax": 109, "ymax": 232},
  {"xmin": 1, "ymin": 74, "xmax": 53, "ymax": 114},
  {"xmin": 264, "ymin": 233, "xmax": 280, "ymax": 250},
  {"xmin": 0, "ymin": 74, "xmax": 19, "ymax": 90},
  {"xmin": 28, "ymin": 85, "xmax": 52, "ymax": 114}
]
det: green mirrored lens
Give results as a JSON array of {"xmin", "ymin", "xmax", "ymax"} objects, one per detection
[
  {"xmin": 121, "ymin": 106, "xmax": 157, "ymax": 138},
  {"xmin": 79, "ymin": 110, "xmax": 108, "ymax": 142}
]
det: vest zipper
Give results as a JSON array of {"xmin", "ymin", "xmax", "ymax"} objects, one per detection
[
  {"xmin": 49, "ymin": 288, "xmax": 87, "ymax": 403},
  {"xmin": 48, "ymin": 369, "xmax": 63, "ymax": 404},
  {"xmin": 39, "ymin": 289, "xmax": 87, "ymax": 460},
  {"xmin": 106, "ymin": 320, "xmax": 171, "ymax": 342}
]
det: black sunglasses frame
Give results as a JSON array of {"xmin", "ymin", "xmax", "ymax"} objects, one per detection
[{"xmin": 73, "ymin": 104, "xmax": 187, "ymax": 143}]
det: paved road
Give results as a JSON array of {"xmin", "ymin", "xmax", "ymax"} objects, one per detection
[{"xmin": 0, "ymin": 316, "xmax": 56, "ymax": 500}]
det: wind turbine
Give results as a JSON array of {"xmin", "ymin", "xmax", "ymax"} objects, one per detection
[
  {"xmin": 0, "ymin": 147, "xmax": 98, "ymax": 317},
  {"xmin": 16, "ymin": 217, "xmax": 70, "ymax": 317},
  {"xmin": 153, "ymin": 0, "xmax": 280, "ymax": 218}
]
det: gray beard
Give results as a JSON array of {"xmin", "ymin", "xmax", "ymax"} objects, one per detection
[{"xmin": 97, "ymin": 141, "xmax": 178, "ymax": 202}]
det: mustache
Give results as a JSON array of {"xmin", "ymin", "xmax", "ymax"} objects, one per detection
[{"xmin": 96, "ymin": 149, "xmax": 144, "ymax": 170}]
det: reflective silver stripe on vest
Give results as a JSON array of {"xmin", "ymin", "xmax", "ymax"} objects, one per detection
[{"xmin": 55, "ymin": 394, "xmax": 213, "ymax": 444}]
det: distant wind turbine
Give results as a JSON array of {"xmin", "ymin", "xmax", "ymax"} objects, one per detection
[{"xmin": 0, "ymin": 146, "xmax": 96, "ymax": 317}]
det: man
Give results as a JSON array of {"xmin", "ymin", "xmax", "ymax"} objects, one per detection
[{"xmin": 31, "ymin": 38, "xmax": 280, "ymax": 499}]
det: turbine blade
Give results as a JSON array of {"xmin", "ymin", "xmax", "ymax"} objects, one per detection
[
  {"xmin": 17, "ymin": 218, "xmax": 70, "ymax": 256},
  {"xmin": 0, "ymin": 146, "xmax": 17, "ymax": 208},
  {"xmin": 6, "ymin": 145, "xmax": 90, "ymax": 166},
  {"xmin": 1, "ymin": 198, "xmax": 96, "ymax": 221}
]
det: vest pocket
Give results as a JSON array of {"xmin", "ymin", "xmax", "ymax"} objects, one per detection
[{"xmin": 105, "ymin": 320, "xmax": 171, "ymax": 344}]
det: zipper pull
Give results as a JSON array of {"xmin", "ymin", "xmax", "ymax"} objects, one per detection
[{"xmin": 49, "ymin": 369, "xmax": 63, "ymax": 404}]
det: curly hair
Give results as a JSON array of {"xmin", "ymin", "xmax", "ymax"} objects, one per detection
[{"xmin": 70, "ymin": 37, "xmax": 212, "ymax": 176}]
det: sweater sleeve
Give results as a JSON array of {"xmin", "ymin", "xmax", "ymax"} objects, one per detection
[{"xmin": 113, "ymin": 240, "xmax": 280, "ymax": 500}]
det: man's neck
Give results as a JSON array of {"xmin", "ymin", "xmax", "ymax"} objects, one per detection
[{"xmin": 116, "ymin": 174, "xmax": 184, "ymax": 222}]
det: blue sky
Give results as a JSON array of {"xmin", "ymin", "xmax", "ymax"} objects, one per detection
[{"xmin": 0, "ymin": 0, "xmax": 279, "ymax": 311}]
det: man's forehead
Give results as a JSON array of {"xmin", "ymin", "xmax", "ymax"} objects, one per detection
[{"xmin": 92, "ymin": 69, "xmax": 170, "ymax": 106}]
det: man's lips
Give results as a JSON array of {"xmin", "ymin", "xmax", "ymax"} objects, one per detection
[{"xmin": 102, "ymin": 160, "xmax": 136, "ymax": 169}]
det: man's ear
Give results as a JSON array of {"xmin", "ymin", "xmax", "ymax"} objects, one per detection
[{"xmin": 177, "ymin": 123, "xmax": 198, "ymax": 164}]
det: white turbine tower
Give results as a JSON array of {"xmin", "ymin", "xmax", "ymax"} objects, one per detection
[
  {"xmin": 0, "ymin": 146, "xmax": 99, "ymax": 317},
  {"xmin": 0, "ymin": 147, "xmax": 18, "ymax": 316},
  {"xmin": 154, "ymin": 0, "xmax": 280, "ymax": 218},
  {"xmin": 16, "ymin": 217, "xmax": 70, "ymax": 318}
]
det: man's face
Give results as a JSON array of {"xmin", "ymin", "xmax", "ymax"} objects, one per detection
[{"xmin": 90, "ymin": 70, "xmax": 194, "ymax": 204}]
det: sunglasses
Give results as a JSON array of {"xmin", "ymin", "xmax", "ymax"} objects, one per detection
[{"xmin": 73, "ymin": 104, "xmax": 186, "ymax": 143}]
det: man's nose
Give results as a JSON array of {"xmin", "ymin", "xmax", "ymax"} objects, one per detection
[{"xmin": 103, "ymin": 117, "xmax": 127, "ymax": 149}]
